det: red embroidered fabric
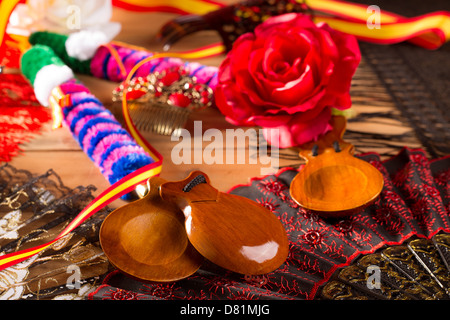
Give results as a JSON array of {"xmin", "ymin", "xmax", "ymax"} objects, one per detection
[
  {"xmin": 89, "ymin": 147, "xmax": 449, "ymax": 300},
  {"xmin": 0, "ymin": 73, "xmax": 51, "ymax": 162}
]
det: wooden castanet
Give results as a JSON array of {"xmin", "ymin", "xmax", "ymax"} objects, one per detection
[
  {"xmin": 159, "ymin": 171, "xmax": 289, "ymax": 275},
  {"xmin": 99, "ymin": 176, "xmax": 204, "ymax": 282},
  {"xmin": 290, "ymin": 116, "xmax": 384, "ymax": 217}
]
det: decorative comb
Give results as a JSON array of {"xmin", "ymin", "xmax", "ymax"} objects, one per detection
[{"xmin": 112, "ymin": 66, "xmax": 213, "ymax": 137}]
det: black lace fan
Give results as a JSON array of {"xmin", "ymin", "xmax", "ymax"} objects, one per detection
[
  {"xmin": 88, "ymin": 147, "xmax": 449, "ymax": 300},
  {"xmin": 321, "ymin": 234, "xmax": 450, "ymax": 300},
  {"xmin": 0, "ymin": 164, "xmax": 111, "ymax": 300}
]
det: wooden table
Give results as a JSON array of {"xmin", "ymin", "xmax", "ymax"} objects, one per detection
[{"xmin": 8, "ymin": 5, "xmax": 425, "ymax": 210}]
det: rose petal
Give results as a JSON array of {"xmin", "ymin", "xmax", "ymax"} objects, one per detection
[
  {"xmin": 319, "ymin": 25, "xmax": 361, "ymax": 109},
  {"xmin": 261, "ymin": 107, "xmax": 332, "ymax": 148},
  {"xmin": 248, "ymin": 49, "xmax": 280, "ymax": 101},
  {"xmin": 263, "ymin": 46, "xmax": 286, "ymax": 80},
  {"xmin": 251, "ymin": 97, "xmax": 328, "ymax": 125},
  {"xmin": 217, "ymin": 56, "xmax": 232, "ymax": 83},
  {"xmin": 215, "ymin": 83, "xmax": 259, "ymax": 125},
  {"xmin": 229, "ymin": 33, "xmax": 255, "ymax": 75},
  {"xmin": 255, "ymin": 13, "xmax": 316, "ymax": 38},
  {"xmin": 270, "ymin": 64, "xmax": 315, "ymax": 105},
  {"xmin": 264, "ymin": 33, "xmax": 313, "ymax": 82}
]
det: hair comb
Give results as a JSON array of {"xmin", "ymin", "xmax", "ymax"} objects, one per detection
[{"xmin": 112, "ymin": 66, "xmax": 213, "ymax": 137}]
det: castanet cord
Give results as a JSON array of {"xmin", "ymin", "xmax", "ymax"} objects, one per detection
[
  {"xmin": 311, "ymin": 144, "xmax": 319, "ymax": 157},
  {"xmin": 183, "ymin": 174, "xmax": 207, "ymax": 192},
  {"xmin": 333, "ymin": 141, "xmax": 341, "ymax": 153}
]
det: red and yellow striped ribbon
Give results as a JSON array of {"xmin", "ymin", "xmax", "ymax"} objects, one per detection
[
  {"xmin": 0, "ymin": 47, "xmax": 221, "ymax": 271},
  {"xmin": 112, "ymin": 0, "xmax": 225, "ymax": 15},
  {"xmin": 0, "ymin": 0, "xmax": 22, "ymax": 48},
  {"xmin": 0, "ymin": 0, "xmax": 24, "ymax": 65},
  {"xmin": 110, "ymin": 0, "xmax": 450, "ymax": 49},
  {"xmin": 109, "ymin": 40, "xmax": 226, "ymax": 60},
  {"xmin": 306, "ymin": 0, "xmax": 450, "ymax": 49},
  {"xmin": 0, "ymin": 162, "xmax": 159, "ymax": 270}
]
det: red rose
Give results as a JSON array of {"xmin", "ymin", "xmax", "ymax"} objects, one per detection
[{"xmin": 215, "ymin": 13, "xmax": 361, "ymax": 148}]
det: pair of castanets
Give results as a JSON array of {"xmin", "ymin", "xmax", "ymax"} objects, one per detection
[
  {"xmin": 100, "ymin": 116, "xmax": 384, "ymax": 282},
  {"xmin": 100, "ymin": 171, "xmax": 289, "ymax": 282}
]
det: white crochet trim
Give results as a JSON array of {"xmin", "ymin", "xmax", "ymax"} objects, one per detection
[
  {"xmin": 65, "ymin": 30, "xmax": 107, "ymax": 61},
  {"xmin": 33, "ymin": 64, "xmax": 74, "ymax": 107},
  {"xmin": 65, "ymin": 24, "xmax": 121, "ymax": 61}
]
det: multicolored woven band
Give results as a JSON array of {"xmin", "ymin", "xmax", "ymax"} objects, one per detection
[
  {"xmin": 0, "ymin": 47, "xmax": 216, "ymax": 271},
  {"xmin": 20, "ymin": 44, "xmax": 161, "ymax": 201},
  {"xmin": 27, "ymin": 31, "xmax": 221, "ymax": 87}
]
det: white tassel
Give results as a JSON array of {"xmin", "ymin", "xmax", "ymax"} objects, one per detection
[
  {"xmin": 65, "ymin": 24, "xmax": 121, "ymax": 61},
  {"xmin": 33, "ymin": 64, "xmax": 74, "ymax": 107}
]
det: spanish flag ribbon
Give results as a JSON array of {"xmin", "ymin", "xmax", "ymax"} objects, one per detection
[
  {"xmin": 112, "ymin": 0, "xmax": 225, "ymax": 15},
  {"xmin": 0, "ymin": 0, "xmax": 22, "ymax": 47},
  {"xmin": 0, "ymin": 50, "xmax": 214, "ymax": 272},
  {"xmin": 306, "ymin": 0, "xmax": 450, "ymax": 49},
  {"xmin": 111, "ymin": 0, "xmax": 450, "ymax": 49},
  {"xmin": 0, "ymin": 0, "xmax": 25, "ymax": 67},
  {"xmin": 0, "ymin": 162, "xmax": 161, "ymax": 270}
]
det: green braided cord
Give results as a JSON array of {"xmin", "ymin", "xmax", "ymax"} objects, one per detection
[
  {"xmin": 29, "ymin": 31, "xmax": 92, "ymax": 75},
  {"xmin": 20, "ymin": 44, "xmax": 66, "ymax": 85}
]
